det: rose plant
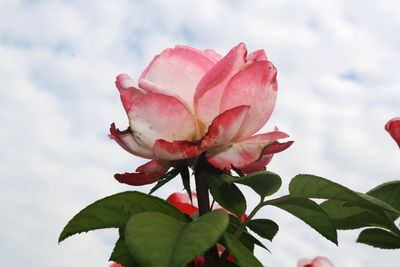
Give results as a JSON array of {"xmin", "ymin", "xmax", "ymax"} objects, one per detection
[{"xmin": 59, "ymin": 44, "xmax": 400, "ymax": 267}]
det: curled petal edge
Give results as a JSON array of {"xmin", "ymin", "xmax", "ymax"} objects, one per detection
[
  {"xmin": 109, "ymin": 123, "xmax": 153, "ymax": 159},
  {"xmin": 241, "ymin": 141, "xmax": 294, "ymax": 174}
]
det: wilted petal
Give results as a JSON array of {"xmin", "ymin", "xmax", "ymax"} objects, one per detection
[
  {"xmin": 115, "ymin": 74, "xmax": 145, "ymax": 113},
  {"xmin": 194, "ymin": 43, "xmax": 248, "ymax": 134},
  {"xmin": 206, "ymin": 131, "xmax": 290, "ymax": 170},
  {"xmin": 220, "ymin": 61, "xmax": 278, "ymax": 140},
  {"xmin": 139, "ymin": 45, "xmax": 215, "ymax": 111},
  {"xmin": 114, "ymin": 160, "xmax": 169, "ymax": 186},
  {"xmin": 385, "ymin": 117, "xmax": 400, "ymax": 148},
  {"xmin": 128, "ymin": 94, "xmax": 197, "ymax": 151},
  {"xmin": 109, "ymin": 123, "xmax": 153, "ymax": 158},
  {"xmin": 201, "ymin": 105, "xmax": 250, "ymax": 148},
  {"xmin": 153, "ymin": 139, "xmax": 202, "ymax": 160}
]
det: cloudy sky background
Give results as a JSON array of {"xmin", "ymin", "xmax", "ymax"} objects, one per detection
[{"xmin": 1, "ymin": 0, "xmax": 400, "ymax": 266}]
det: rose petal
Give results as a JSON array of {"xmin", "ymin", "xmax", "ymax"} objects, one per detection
[
  {"xmin": 312, "ymin": 257, "xmax": 334, "ymax": 267},
  {"xmin": 220, "ymin": 60, "xmax": 278, "ymax": 140},
  {"xmin": 206, "ymin": 131, "xmax": 290, "ymax": 170},
  {"xmin": 241, "ymin": 140, "xmax": 294, "ymax": 174},
  {"xmin": 297, "ymin": 258, "xmax": 313, "ymax": 267},
  {"xmin": 115, "ymin": 74, "xmax": 145, "ymax": 113},
  {"xmin": 201, "ymin": 105, "xmax": 250, "ymax": 149},
  {"xmin": 128, "ymin": 94, "xmax": 197, "ymax": 150},
  {"xmin": 261, "ymin": 140, "xmax": 294, "ymax": 154},
  {"xmin": 167, "ymin": 192, "xmax": 198, "ymax": 206},
  {"xmin": 203, "ymin": 49, "xmax": 222, "ymax": 61},
  {"xmin": 385, "ymin": 117, "xmax": 400, "ymax": 148},
  {"xmin": 246, "ymin": 49, "xmax": 268, "ymax": 64},
  {"xmin": 136, "ymin": 159, "xmax": 170, "ymax": 173},
  {"xmin": 194, "ymin": 43, "xmax": 248, "ymax": 134},
  {"xmin": 138, "ymin": 45, "xmax": 215, "ymax": 111},
  {"xmin": 167, "ymin": 192, "xmax": 199, "ymax": 215},
  {"xmin": 114, "ymin": 160, "xmax": 169, "ymax": 186},
  {"xmin": 153, "ymin": 139, "xmax": 202, "ymax": 160},
  {"xmin": 241, "ymin": 155, "xmax": 273, "ymax": 174},
  {"xmin": 298, "ymin": 257, "xmax": 334, "ymax": 267},
  {"xmin": 109, "ymin": 123, "xmax": 153, "ymax": 158}
]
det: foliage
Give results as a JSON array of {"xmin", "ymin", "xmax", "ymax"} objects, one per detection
[{"xmin": 59, "ymin": 169, "xmax": 400, "ymax": 266}]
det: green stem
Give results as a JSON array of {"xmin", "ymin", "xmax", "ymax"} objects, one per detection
[
  {"xmin": 194, "ymin": 153, "xmax": 222, "ymax": 264},
  {"xmin": 234, "ymin": 197, "xmax": 265, "ymax": 238}
]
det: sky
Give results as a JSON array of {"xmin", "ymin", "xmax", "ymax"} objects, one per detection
[{"xmin": 1, "ymin": 0, "xmax": 400, "ymax": 266}]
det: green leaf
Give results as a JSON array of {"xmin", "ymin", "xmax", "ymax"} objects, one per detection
[
  {"xmin": 247, "ymin": 219, "xmax": 279, "ymax": 241},
  {"xmin": 320, "ymin": 199, "xmax": 394, "ymax": 230},
  {"xmin": 223, "ymin": 222, "xmax": 268, "ymax": 253},
  {"xmin": 225, "ymin": 215, "xmax": 271, "ymax": 252},
  {"xmin": 223, "ymin": 232, "xmax": 263, "ymax": 267},
  {"xmin": 206, "ymin": 175, "xmax": 246, "ymax": 217},
  {"xmin": 124, "ymin": 210, "xmax": 229, "ymax": 267},
  {"xmin": 109, "ymin": 237, "xmax": 137, "ymax": 267},
  {"xmin": 149, "ymin": 168, "xmax": 180, "ymax": 195},
  {"xmin": 59, "ymin": 191, "xmax": 187, "ymax": 242},
  {"xmin": 367, "ymin": 181, "xmax": 400, "ymax": 221},
  {"xmin": 241, "ymin": 231, "xmax": 270, "ymax": 252},
  {"xmin": 289, "ymin": 174, "xmax": 400, "ymax": 215},
  {"xmin": 234, "ymin": 171, "xmax": 282, "ymax": 198},
  {"xmin": 357, "ymin": 228, "xmax": 400, "ymax": 249},
  {"xmin": 268, "ymin": 196, "xmax": 337, "ymax": 244}
]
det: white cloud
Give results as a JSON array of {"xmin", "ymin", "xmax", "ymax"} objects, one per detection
[{"xmin": 1, "ymin": 0, "xmax": 400, "ymax": 266}]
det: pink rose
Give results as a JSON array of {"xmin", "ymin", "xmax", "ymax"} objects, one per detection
[
  {"xmin": 110, "ymin": 43, "xmax": 293, "ymax": 185},
  {"xmin": 297, "ymin": 256, "xmax": 334, "ymax": 267},
  {"xmin": 109, "ymin": 263, "xmax": 123, "ymax": 267},
  {"xmin": 385, "ymin": 117, "xmax": 400, "ymax": 148}
]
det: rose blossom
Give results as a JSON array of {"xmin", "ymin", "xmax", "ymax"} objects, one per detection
[
  {"xmin": 297, "ymin": 256, "xmax": 334, "ymax": 267},
  {"xmin": 385, "ymin": 117, "xmax": 400, "ymax": 148},
  {"xmin": 110, "ymin": 43, "xmax": 293, "ymax": 185}
]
